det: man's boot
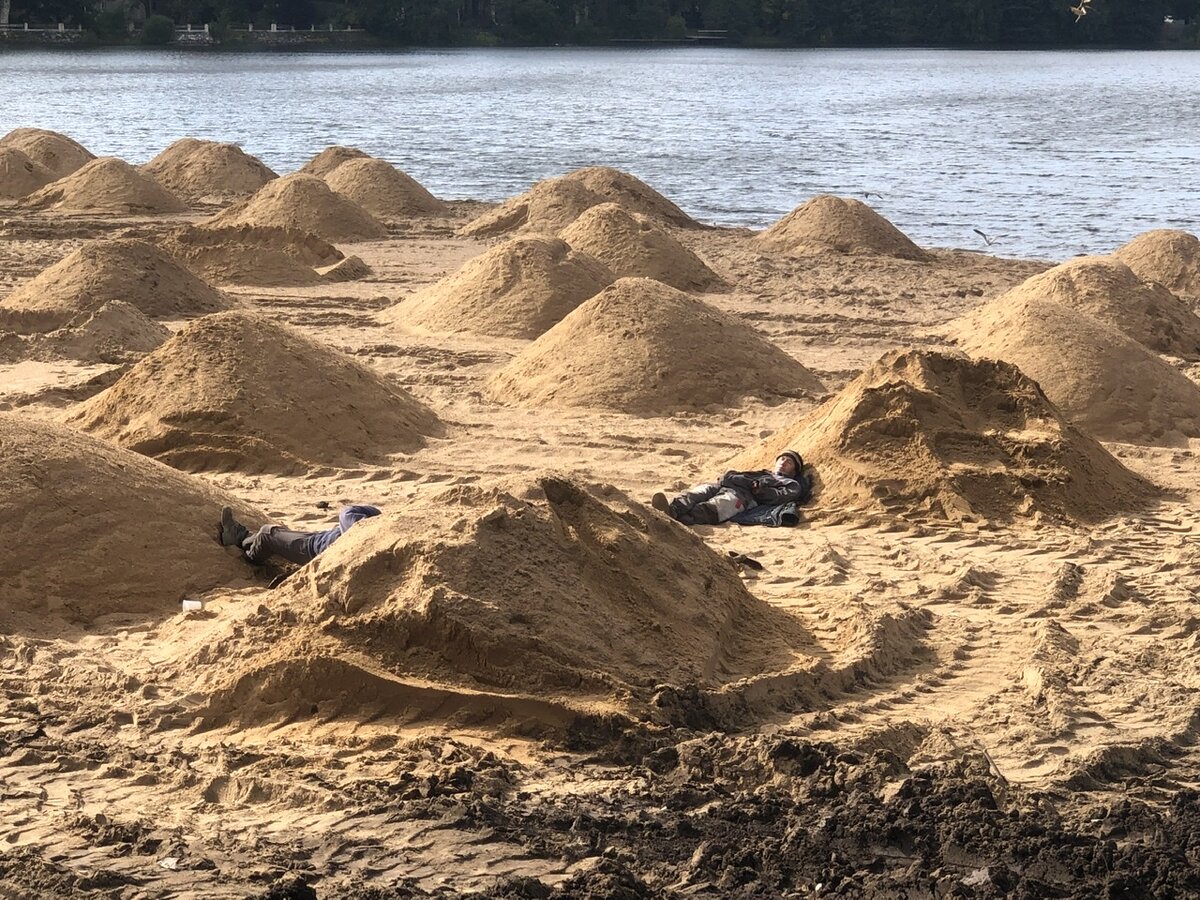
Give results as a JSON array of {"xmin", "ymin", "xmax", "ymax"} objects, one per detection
[{"xmin": 216, "ymin": 506, "xmax": 250, "ymax": 549}]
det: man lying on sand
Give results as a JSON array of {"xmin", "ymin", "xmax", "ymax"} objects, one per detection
[
  {"xmin": 651, "ymin": 450, "xmax": 810, "ymax": 527},
  {"xmin": 216, "ymin": 504, "xmax": 381, "ymax": 565}
]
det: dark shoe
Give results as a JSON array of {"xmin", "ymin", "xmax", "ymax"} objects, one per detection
[
  {"xmin": 651, "ymin": 492, "xmax": 670, "ymax": 513},
  {"xmin": 728, "ymin": 551, "xmax": 764, "ymax": 571},
  {"xmin": 217, "ymin": 506, "xmax": 250, "ymax": 548}
]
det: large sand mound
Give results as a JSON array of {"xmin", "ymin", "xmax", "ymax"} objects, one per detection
[
  {"xmin": 0, "ymin": 147, "xmax": 56, "ymax": 200},
  {"xmin": 0, "ymin": 127, "xmax": 94, "ymax": 178},
  {"xmin": 1112, "ymin": 229, "xmax": 1200, "ymax": 298},
  {"xmin": 298, "ymin": 145, "xmax": 371, "ymax": 177},
  {"xmin": 70, "ymin": 310, "xmax": 442, "ymax": 473},
  {"xmin": 323, "ymin": 158, "xmax": 448, "ymax": 219},
  {"xmin": 205, "ymin": 173, "xmax": 387, "ymax": 242},
  {"xmin": 954, "ymin": 296, "xmax": 1200, "ymax": 446},
  {"xmin": 0, "ymin": 238, "xmax": 233, "ymax": 333},
  {"xmin": 388, "ymin": 236, "xmax": 614, "ymax": 339},
  {"xmin": 731, "ymin": 349, "xmax": 1150, "ymax": 523},
  {"xmin": 460, "ymin": 167, "xmax": 699, "ymax": 238},
  {"xmin": 559, "ymin": 202, "xmax": 725, "ymax": 291},
  {"xmin": 194, "ymin": 476, "xmax": 811, "ymax": 729},
  {"xmin": 758, "ymin": 195, "xmax": 929, "ymax": 261},
  {"xmin": 999, "ymin": 256, "xmax": 1200, "ymax": 357},
  {"xmin": 0, "ymin": 413, "xmax": 256, "ymax": 623},
  {"xmin": 19, "ymin": 157, "xmax": 189, "ymax": 215},
  {"xmin": 159, "ymin": 224, "xmax": 340, "ymax": 287},
  {"xmin": 487, "ymin": 277, "xmax": 825, "ymax": 414},
  {"xmin": 141, "ymin": 138, "xmax": 277, "ymax": 203}
]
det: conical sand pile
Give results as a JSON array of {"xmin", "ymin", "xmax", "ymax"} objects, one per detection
[
  {"xmin": 160, "ymin": 224, "xmax": 336, "ymax": 287},
  {"xmin": 193, "ymin": 476, "xmax": 810, "ymax": 729},
  {"xmin": 388, "ymin": 236, "xmax": 614, "ymax": 339},
  {"xmin": 0, "ymin": 127, "xmax": 94, "ymax": 178},
  {"xmin": 323, "ymin": 158, "xmax": 447, "ymax": 219},
  {"xmin": 0, "ymin": 147, "xmax": 55, "ymax": 200},
  {"xmin": 758, "ymin": 195, "xmax": 929, "ymax": 261},
  {"xmin": 206, "ymin": 174, "xmax": 387, "ymax": 242},
  {"xmin": 141, "ymin": 138, "xmax": 277, "ymax": 203},
  {"xmin": 998, "ymin": 256, "xmax": 1200, "ymax": 357},
  {"xmin": 0, "ymin": 238, "xmax": 233, "ymax": 333},
  {"xmin": 20, "ymin": 157, "xmax": 189, "ymax": 215},
  {"xmin": 460, "ymin": 167, "xmax": 699, "ymax": 238},
  {"xmin": 0, "ymin": 413, "xmax": 256, "ymax": 623},
  {"xmin": 559, "ymin": 202, "xmax": 725, "ymax": 291},
  {"xmin": 32, "ymin": 301, "xmax": 171, "ymax": 364},
  {"xmin": 70, "ymin": 310, "xmax": 442, "ymax": 473},
  {"xmin": 317, "ymin": 255, "xmax": 372, "ymax": 282},
  {"xmin": 730, "ymin": 349, "xmax": 1150, "ymax": 523},
  {"xmin": 486, "ymin": 277, "xmax": 825, "ymax": 414},
  {"xmin": 1112, "ymin": 229, "xmax": 1200, "ymax": 298},
  {"xmin": 298, "ymin": 145, "xmax": 371, "ymax": 177},
  {"xmin": 953, "ymin": 296, "xmax": 1200, "ymax": 446}
]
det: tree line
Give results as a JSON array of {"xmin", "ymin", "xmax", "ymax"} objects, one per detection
[{"xmin": 8, "ymin": 0, "xmax": 1200, "ymax": 46}]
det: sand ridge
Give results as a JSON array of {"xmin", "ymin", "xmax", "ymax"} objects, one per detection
[
  {"xmin": 0, "ymin": 127, "xmax": 95, "ymax": 178},
  {"xmin": 386, "ymin": 235, "xmax": 614, "ymax": 339},
  {"xmin": 27, "ymin": 300, "xmax": 171, "ymax": 364},
  {"xmin": 486, "ymin": 276, "xmax": 825, "ymax": 414},
  {"xmin": 205, "ymin": 173, "xmax": 388, "ymax": 242},
  {"xmin": 731, "ymin": 349, "xmax": 1152, "ymax": 523},
  {"xmin": 0, "ymin": 237, "xmax": 233, "ymax": 333},
  {"xmin": 758, "ymin": 195, "xmax": 929, "ymax": 261},
  {"xmin": 559, "ymin": 202, "xmax": 726, "ymax": 291},
  {"xmin": 1112, "ymin": 229, "xmax": 1200, "ymax": 298},
  {"xmin": 0, "ymin": 146, "xmax": 56, "ymax": 200},
  {"xmin": 141, "ymin": 138, "xmax": 278, "ymax": 203},
  {"xmin": 158, "ymin": 223, "xmax": 341, "ymax": 287},
  {"xmin": 954, "ymin": 294, "xmax": 1200, "ymax": 446},
  {"xmin": 19, "ymin": 156, "xmax": 189, "ymax": 215},
  {"xmin": 323, "ymin": 157, "xmax": 448, "ymax": 219},
  {"xmin": 69, "ymin": 309, "xmax": 443, "ymax": 473}
]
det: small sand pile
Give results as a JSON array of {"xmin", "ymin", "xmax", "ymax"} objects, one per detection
[
  {"xmin": 999, "ymin": 256, "xmax": 1200, "ymax": 357},
  {"xmin": 32, "ymin": 301, "xmax": 171, "ymax": 364},
  {"xmin": 205, "ymin": 174, "xmax": 387, "ymax": 242},
  {"xmin": 20, "ymin": 157, "xmax": 189, "ymax": 215},
  {"xmin": 1112, "ymin": 229, "xmax": 1200, "ymax": 298},
  {"xmin": 460, "ymin": 167, "xmax": 699, "ymax": 238},
  {"xmin": 0, "ymin": 147, "xmax": 56, "ymax": 200},
  {"xmin": 323, "ymin": 158, "xmax": 448, "ymax": 219},
  {"xmin": 159, "ymin": 224, "xmax": 340, "ymax": 287},
  {"xmin": 317, "ymin": 255, "xmax": 373, "ymax": 282},
  {"xmin": 194, "ymin": 476, "xmax": 810, "ymax": 729},
  {"xmin": 141, "ymin": 138, "xmax": 277, "ymax": 203},
  {"xmin": 953, "ymin": 296, "xmax": 1200, "ymax": 446},
  {"xmin": 486, "ymin": 277, "xmax": 825, "ymax": 413},
  {"xmin": 389, "ymin": 236, "xmax": 614, "ymax": 339},
  {"xmin": 0, "ymin": 238, "xmax": 232, "ymax": 333},
  {"xmin": 0, "ymin": 412, "xmax": 256, "ymax": 623},
  {"xmin": 0, "ymin": 127, "xmax": 94, "ymax": 178},
  {"xmin": 70, "ymin": 310, "xmax": 442, "ymax": 473},
  {"xmin": 559, "ymin": 202, "xmax": 725, "ymax": 291},
  {"xmin": 758, "ymin": 195, "xmax": 929, "ymax": 261},
  {"xmin": 298, "ymin": 145, "xmax": 371, "ymax": 177},
  {"xmin": 730, "ymin": 349, "xmax": 1150, "ymax": 523}
]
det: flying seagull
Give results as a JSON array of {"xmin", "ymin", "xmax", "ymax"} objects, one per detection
[
  {"xmin": 1070, "ymin": 0, "xmax": 1092, "ymax": 23},
  {"xmin": 973, "ymin": 228, "xmax": 1002, "ymax": 246}
]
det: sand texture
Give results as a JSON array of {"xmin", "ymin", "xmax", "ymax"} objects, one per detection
[
  {"xmin": 388, "ymin": 235, "xmax": 614, "ymax": 338},
  {"xmin": 69, "ymin": 310, "xmax": 442, "ymax": 473},
  {"xmin": 158, "ymin": 224, "xmax": 337, "ymax": 286},
  {"xmin": 487, "ymin": 277, "xmax": 826, "ymax": 413},
  {"xmin": 0, "ymin": 127, "xmax": 95, "ymax": 177},
  {"xmin": 758, "ymin": 195, "xmax": 929, "ymax": 260},
  {"xmin": 298, "ymin": 144, "xmax": 371, "ymax": 177},
  {"xmin": 141, "ymin": 138, "xmax": 277, "ymax": 203},
  {"xmin": 1112, "ymin": 228, "xmax": 1200, "ymax": 298},
  {"xmin": 0, "ymin": 146, "xmax": 56, "ymax": 200},
  {"xmin": 323, "ymin": 157, "xmax": 448, "ymax": 219},
  {"xmin": 206, "ymin": 173, "xmax": 388, "ymax": 242},
  {"xmin": 19, "ymin": 157, "xmax": 189, "ymax": 215}
]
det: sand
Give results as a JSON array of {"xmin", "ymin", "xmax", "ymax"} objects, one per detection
[
  {"xmin": 323, "ymin": 157, "xmax": 448, "ymax": 219},
  {"xmin": 205, "ymin": 173, "xmax": 388, "ymax": 242},
  {"xmin": 558, "ymin": 202, "xmax": 725, "ymax": 291},
  {"xmin": 298, "ymin": 144, "xmax": 371, "ymax": 177},
  {"xmin": 19, "ymin": 156, "xmax": 189, "ymax": 215},
  {"xmin": 0, "ymin": 238, "xmax": 233, "ymax": 333},
  {"xmin": 487, "ymin": 277, "xmax": 825, "ymax": 413},
  {"xmin": 1112, "ymin": 228, "xmax": 1200, "ymax": 298},
  {"xmin": 69, "ymin": 310, "xmax": 442, "ymax": 473},
  {"xmin": 0, "ymin": 146, "xmax": 56, "ymax": 200},
  {"xmin": 29, "ymin": 300, "xmax": 171, "ymax": 364},
  {"xmin": 954, "ymin": 295, "xmax": 1200, "ymax": 446},
  {"xmin": 460, "ymin": 166, "xmax": 699, "ymax": 238},
  {"xmin": 141, "ymin": 137, "xmax": 277, "ymax": 203},
  {"xmin": 758, "ymin": 195, "xmax": 930, "ymax": 261},
  {"xmin": 0, "ymin": 412, "xmax": 257, "ymax": 624},
  {"xmin": 999, "ymin": 255, "xmax": 1200, "ymax": 357},
  {"xmin": 387, "ymin": 235, "xmax": 614, "ymax": 338},
  {"xmin": 731, "ymin": 349, "xmax": 1151, "ymax": 523},
  {"xmin": 158, "ymin": 224, "xmax": 336, "ymax": 287},
  {"xmin": 0, "ymin": 126, "xmax": 95, "ymax": 177}
]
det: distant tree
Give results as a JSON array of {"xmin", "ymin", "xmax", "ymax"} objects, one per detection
[{"xmin": 141, "ymin": 10, "xmax": 174, "ymax": 37}]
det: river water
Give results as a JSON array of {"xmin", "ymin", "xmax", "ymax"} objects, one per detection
[{"xmin": 0, "ymin": 47, "xmax": 1197, "ymax": 260}]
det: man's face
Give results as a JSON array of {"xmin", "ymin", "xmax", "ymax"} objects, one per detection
[{"xmin": 774, "ymin": 455, "xmax": 797, "ymax": 478}]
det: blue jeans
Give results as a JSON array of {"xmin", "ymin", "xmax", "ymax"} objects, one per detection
[{"xmin": 243, "ymin": 504, "xmax": 381, "ymax": 565}]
